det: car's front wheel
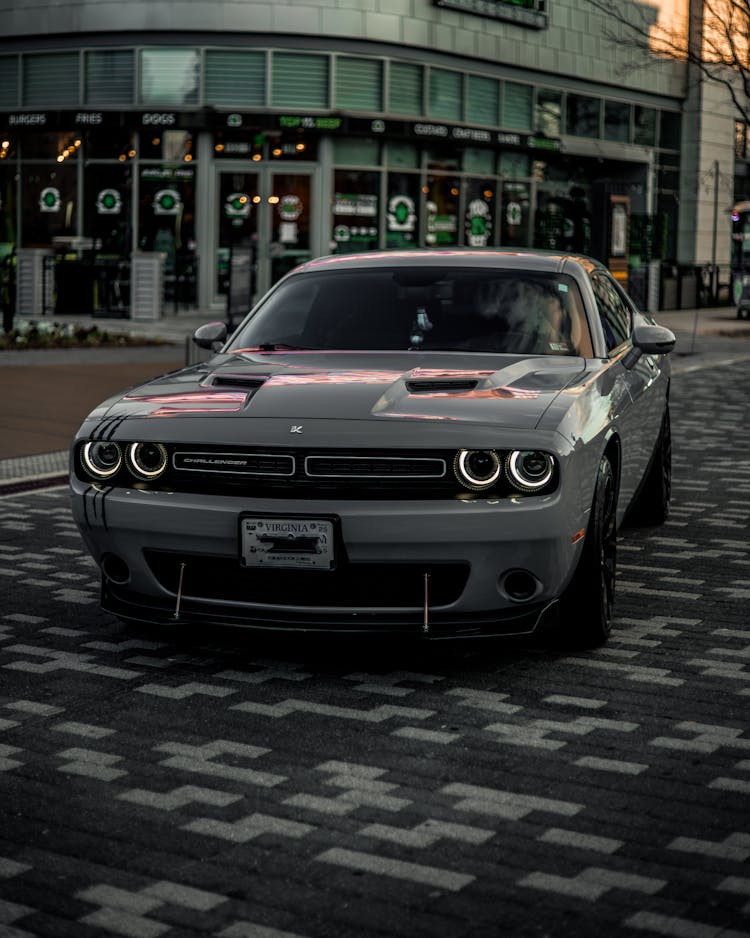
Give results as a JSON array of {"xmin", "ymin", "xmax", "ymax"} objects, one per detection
[{"xmin": 559, "ymin": 454, "xmax": 617, "ymax": 648}]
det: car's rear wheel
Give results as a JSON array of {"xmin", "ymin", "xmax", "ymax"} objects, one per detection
[
  {"xmin": 559, "ymin": 454, "xmax": 617, "ymax": 648},
  {"xmin": 627, "ymin": 406, "xmax": 671, "ymax": 527}
]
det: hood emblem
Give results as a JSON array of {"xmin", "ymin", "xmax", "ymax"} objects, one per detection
[{"xmin": 290, "ymin": 425, "xmax": 304, "ymax": 434}]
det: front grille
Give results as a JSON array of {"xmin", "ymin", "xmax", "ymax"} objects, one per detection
[
  {"xmin": 145, "ymin": 550, "xmax": 469, "ymax": 608},
  {"xmin": 304, "ymin": 455, "xmax": 446, "ymax": 479},
  {"xmin": 173, "ymin": 451, "xmax": 295, "ymax": 476}
]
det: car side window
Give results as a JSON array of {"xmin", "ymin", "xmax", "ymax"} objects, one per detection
[{"xmin": 590, "ymin": 272, "xmax": 632, "ymax": 352}]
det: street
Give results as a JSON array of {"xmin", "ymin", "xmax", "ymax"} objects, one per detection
[{"xmin": 0, "ymin": 357, "xmax": 749, "ymax": 938}]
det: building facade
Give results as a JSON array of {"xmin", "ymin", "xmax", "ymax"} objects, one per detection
[{"xmin": 0, "ymin": 0, "xmax": 739, "ymax": 317}]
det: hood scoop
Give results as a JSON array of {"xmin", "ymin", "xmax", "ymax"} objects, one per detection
[
  {"xmin": 204, "ymin": 374, "xmax": 268, "ymax": 391},
  {"xmin": 405, "ymin": 378, "xmax": 479, "ymax": 394}
]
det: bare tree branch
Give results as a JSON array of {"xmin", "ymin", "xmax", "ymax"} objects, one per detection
[{"xmin": 584, "ymin": 0, "xmax": 750, "ymax": 124}]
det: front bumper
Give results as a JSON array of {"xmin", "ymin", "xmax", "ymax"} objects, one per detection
[{"xmin": 71, "ymin": 481, "xmax": 585, "ymax": 638}]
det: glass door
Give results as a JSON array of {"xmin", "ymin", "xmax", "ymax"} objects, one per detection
[{"xmin": 214, "ymin": 165, "xmax": 317, "ymax": 311}]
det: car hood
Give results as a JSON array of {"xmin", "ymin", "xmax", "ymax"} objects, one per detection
[{"xmin": 91, "ymin": 350, "xmax": 588, "ymax": 431}]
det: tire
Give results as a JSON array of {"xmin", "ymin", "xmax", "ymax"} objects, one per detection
[
  {"xmin": 627, "ymin": 406, "xmax": 671, "ymax": 527},
  {"xmin": 559, "ymin": 454, "xmax": 617, "ymax": 648}
]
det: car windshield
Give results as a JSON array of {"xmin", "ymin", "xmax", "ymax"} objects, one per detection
[{"xmin": 227, "ymin": 266, "xmax": 594, "ymax": 356}]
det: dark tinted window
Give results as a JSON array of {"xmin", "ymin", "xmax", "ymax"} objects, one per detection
[
  {"xmin": 590, "ymin": 272, "xmax": 632, "ymax": 351},
  {"xmin": 228, "ymin": 266, "xmax": 593, "ymax": 356}
]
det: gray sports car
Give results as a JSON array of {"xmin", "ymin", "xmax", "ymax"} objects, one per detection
[{"xmin": 70, "ymin": 250, "xmax": 675, "ymax": 647}]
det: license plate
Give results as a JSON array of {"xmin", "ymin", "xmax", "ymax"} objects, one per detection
[{"xmin": 240, "ymin": 515, "xmax": 335, "ymax": 570}]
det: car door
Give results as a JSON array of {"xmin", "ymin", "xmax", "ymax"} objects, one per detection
[{"xmin": 590, "ymin": 270, "xmax": 664, "ymax": 508}]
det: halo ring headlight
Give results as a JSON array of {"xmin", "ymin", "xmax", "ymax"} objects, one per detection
[
  {"xmin": 127, "ymin": 442, "xmax": 168, "ymax": 480},
  {"xmin": 507, "ymin": 450, "xmax": 554, "ymax": 491},
  {"xmin": 81, "ymin": 441, "xmax": 122, "ymax": 480},
  {"xmin": 454, "ymin": 449, "xmax": 502, "ymax": 491}
]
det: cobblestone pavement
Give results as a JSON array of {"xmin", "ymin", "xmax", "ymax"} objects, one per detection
[{"xmin": 0, "ymin": 361, "xmax": 749, "ymax": 937}]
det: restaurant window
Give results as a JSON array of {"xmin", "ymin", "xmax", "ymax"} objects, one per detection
[
  {"xmin": 21, "ymin": 164, "xmax": 77, "ymax": 247},
  {"xmin": 388, "ymin": 62, "xmax": 423, "ymax": 116},
  {"xmin": 85, "ymin": 128, "xmax": 137, "ymax": 161},
  {"xmin": 386, "ymin": 142, "xmax": 418, "ymax": 168},
  {"xmin": 466, "ymin": 75, "xmax": 499, "ymax": 126},
  {"xmin": 205, "ymin": 50, "xmax": 265, "ymax": 106},
  {"xmin": 535, "ymin": 89, "xmax": 562, "ymax": 137},
  {"xmin": 335, "ymin": 57, "xmax": 382, "ymax": 112},
  {"xmin": 23, "ymin": 52, "xmax": 79, "ymax": 107},
  {"xmin": 334, "ymin": 138, "xmax": 380, "ymax": 165},
  {"xmin": 498, "ymin": 152, "xmax": 530, "ymax": 177},
  {"xmin": 634, "ymin": 106, "xmax": 657, "ymax": 146},
  {"xmin": 272, "ymin": 53, "xmax": 329, "ymax": 109},
  {"xmin": 604, "ymin": 101, "xmax": 630, "ymax": 142},
  {"xmin": 332, "ymin": 170, "xmax": 380, "ymax": 253},
  {"xmin": 429, "ymin": 68, "xmax": 462, "ymax": 121},
  {"xmin": 140, "ymin": 130, "xmax": 194, "ymax": 162},
  {"xmin": 138, "ymin": 165, "xmax": 197, "ymax": 306},
  {"xmin": 83, "ymin": 164, "xmax": 133, "ymax": 311},
  {"xmin": 503, "ymin": 82, "xmax": 533, "ymax": 131},
  {"xmin": 464, "ymin": 178, "xmax": 496, "ymax": 247},
  {"xmin": 386, "ymin": 172, "xmax": 420, "ymax": 248},
  {"xmin": 140, "ymin": 49, "xmax": 199, "ymax": 106},
  {"xmin": 463, "ymin": 148, "xmax": 495, "ymax": 174},
  {"xmin": 566, "ymin": 94, "xmax": 600, "ymax": 138},
  {"xmin": 425, "ymin": 174, "xmax": 460, "ymax": 247},
  {"xmin": 0, "ymin": 56, "xmax": 19, "ymax": 108},
  {"xmin": 85, "ymin": 50, "xmax": 135, "ymax": 106}
]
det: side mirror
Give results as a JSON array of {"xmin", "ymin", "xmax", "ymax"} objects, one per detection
[
  {"xmin": 193, "ymin": 321, "xmax": 227, "ymax": 352},
  {"xmin": 623, "ymin": 324, "xmax": 676, "ymax": 370},
  {"xmin": 632, "ymin": 324, "xmax": 676, "ymax": 356}
]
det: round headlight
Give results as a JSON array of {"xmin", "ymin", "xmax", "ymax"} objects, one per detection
[
  {"xmin": 454, "ymin": 449, "xmax": 502, "ymax": 491},
  {"xmin": 81, "ymin": 441, "xmax": 122, "ymax": 480},
  {"xmin": 127, "ymin": 442, "xmax": 168, "ymax": 480},
  {"xmin": 507, "ymin": 450, "xmax": 554, "ymax": 491}
]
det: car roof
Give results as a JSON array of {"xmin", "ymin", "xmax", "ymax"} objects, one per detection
[{"xmin": 297, "ymin": 248, "xmax": 601, "ymax": 276}]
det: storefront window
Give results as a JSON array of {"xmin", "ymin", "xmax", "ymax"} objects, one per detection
[
  {"xmin": 429, "ymin": 68, "xmax": 462, "ymax": 121},
  {"xmin": 205, "ymin": 51, "xmax": 265, "ymax": 107},
  {"xmin": 498, "ymin": 152, "xmax": 530, "ymax": 177},
  {"xmin": 85, "ymin": 128, "xmax": 136, "ymax": 161},
  {"xmin": 21, "ymin": 164, "xmax": 76, "ymax": 247},
  {"xmin": 0, "ymin": 164, "xmax": 18, "ymax": 247},
  {"xmin": 566, "ymin": 94, "xmax": 600, "ymax": 138},
  {"xmin": 85, "ymin": 50, "xmax": 135, "ymax": 106},
  {"xmin": 217, "ymin": 171, "xmax": 260, "ymax": 297},
  {"xmin": 271, "ymin": 53, "xmax": 329, "ymax": 109},
  {"xmin": 138, "ymin": 164, "xmax": 197, "ymax": 307},
  {"xmin": 634, "ymin": 106, "xmax": 657, "ymax": 146},
  {"xmin": 386, "ymin": 142, "xmax": 418, "ymax": 169},
  {"xmin": 503, "ymin": 83, "xmax": 533, "ymax": 131},
  {"xmin": 464, "ymin": 178, "xmax": 496, "ymax": 247},
  {"xmin": 334, "ymin": 138, "xmax": 380, "ymax": 166},
  {"xmin": 23, "ymin": 53, "xmax": 79, "ymax": 107},
  {"xmin": 425, "ymin": 174, "xmax": 460, "ymax": 247},
  {"xmin": 140, "ymin": 49, "xmax": 199, "ymax": 106},
  {"xmin": 335, "ymin": 57, "xmax": 382, "ymax": 112},
  {"xmin": 84, "ymin": 164, "xmax": 133, "ymax": 313},
  {"xmin": 332, "ymin": 170, "xmax": 380, "ymax": 253},
  {"xmin": 140, "ymin": 130, "xmax": 194, "ymax": 162},
  {"xmin": 501, "ymin": 180, "xmax": 531, "ymax": 247},
  {"xmin": 386, "ymin": 172, "xmax": 420, "ymax": 249},
  {"xmin": 535, "ymin": 89, "xmax": 562, "ymax": 137},
  {"xmin": 0, "ymin": 56, "xmax": 19, "ymax": 108},
  {"xmin": 270, "ymin": 173, "xmax": 311, "ymax": 283},
  {"xmin": 389, "ymin": 62, "xmax": 423, "ymax": 116},
  {"xmin": 463, "ymin": 149, "xmax": 494, "ymax": 174},
  {"xmin": 604, "ymin": 102, "xmax": 630, "ymax": 142},
  {"xmin": 466, "ymin": 75, "xmax": 499, "ymax": 126}
]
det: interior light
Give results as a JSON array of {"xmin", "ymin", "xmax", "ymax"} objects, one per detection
[
  {"xmin": 295, "ymin": 142, "xmax": 305, "ymax": 151},
  {"xmin": 268, "ymin": 196, "xmax": 280, "ymax": 204}
]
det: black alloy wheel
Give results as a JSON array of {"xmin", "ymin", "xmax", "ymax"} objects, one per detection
[
  {"xmin": 559, "ymin": 454, "xmax": 617, "ymax": 649},
  {"xmin": 627, "ymin": 405, "xmax": 672, "ymax": 527}
]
